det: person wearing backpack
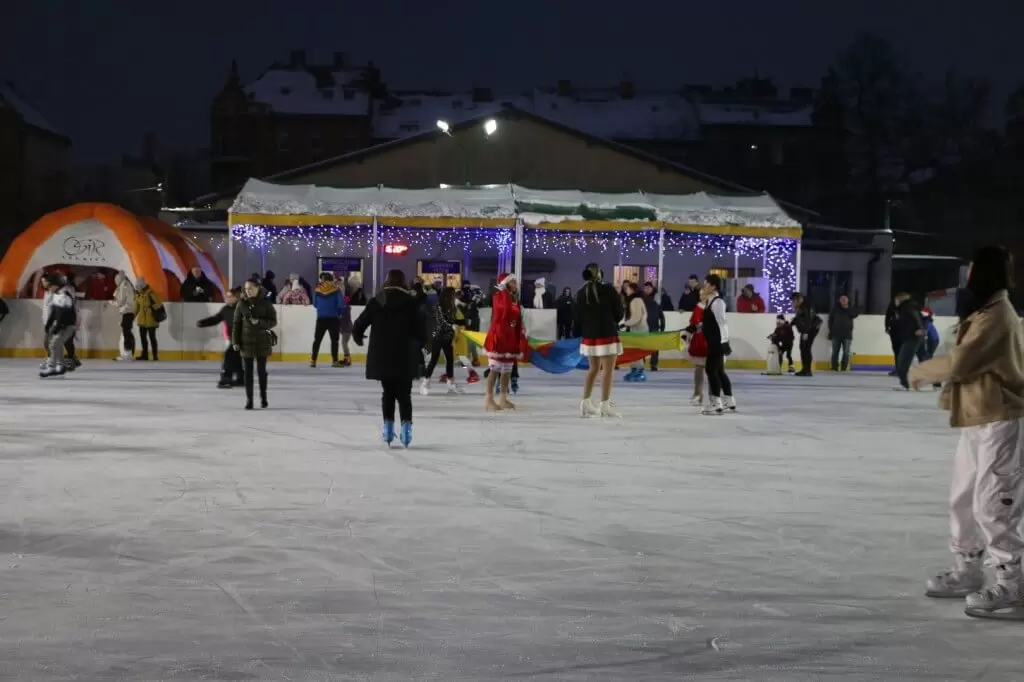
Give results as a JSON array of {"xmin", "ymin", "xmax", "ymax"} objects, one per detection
[{"xmin": 133, "ymin": 277, "xmax": 164, "ymax": 361}]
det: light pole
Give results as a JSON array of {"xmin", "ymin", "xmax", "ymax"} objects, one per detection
[{"xmin": 436, "ymin": 119, "xmax": 498, "ymax": 185}]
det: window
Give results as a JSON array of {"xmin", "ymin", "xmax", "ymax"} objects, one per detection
[
  {"xmin": 612, "ymin": 265, "xmax": 658, "ymax": 290},
  {"xmin": 277, "ymin": 129, "xmax": 291, "ymax": 152},
  {"xmin": 806, "ymin": 270, "xmax": 852, "ymax": 313}
]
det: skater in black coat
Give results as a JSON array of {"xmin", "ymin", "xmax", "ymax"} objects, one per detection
[
  {"xmin": 197, "ymin": 287, "xmax": 243, "ymax": 388},
  {"xmin": 352, "ymin": 269, "xmax": 426, "ymax": 448}
]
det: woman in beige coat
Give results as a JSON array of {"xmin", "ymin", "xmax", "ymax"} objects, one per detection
[{"xmin": 910, "ymin": 245, "xmax": 1024, "ymax": 619}]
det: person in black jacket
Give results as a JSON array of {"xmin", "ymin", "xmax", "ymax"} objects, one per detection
[
  {"xmin": 892, "ymin": 292, "xmax": 926, "ymax": 390},
  {"xmin": 659, "ymin": 288, "xmax": 674, "ymax": 312},
  {"xmin": 791, "ymin": 292, "xmax": 822, "ymax": 376},
  {"xmin": 0, "ymin": 297, "xmax": 7, "ymax": 326},
  {"xmin": 827, "ymin": 293, "xmax": 858, "ymax": 371},
  {"xmin": 678, "ymin": 275, "xmax": 701, "ymax": 311},
  {"xmin": 883, "ymin": 297, "xmax": 901, "ymax": 376},
  {"xmin": 642, "ymin": 282, "xmax": 666, "ymax": 371},
  {"xmin": 352, "ymin": 269, "xmax": 426, "ymax": 448},
  {"xmin": 197, "ymin": 286, "xmax": 243, "ymax": 388},
  {"xmin": 575, "ymin": 263, "xmax": 625, "ymax": 418},
  {"xmin": 180, "ymin": 267, "xmax": 215, "ymax": 303},
  {"xmin": 459, "ymin": 281, "xmax": 482, "ymax": 366},
  {"xmin": 556, "ymin": 287, "xmax": 575, "ymax": 339}
]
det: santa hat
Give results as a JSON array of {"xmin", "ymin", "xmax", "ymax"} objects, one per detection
[
  {"xmin": 496, "ymin": 272, "xmax": 517, "ymax": 288},
  {"xmin": 921, "ymin": 306, "xmax": 933, "ymax": 317}
]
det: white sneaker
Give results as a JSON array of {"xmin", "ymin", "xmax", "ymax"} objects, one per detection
[
  {"xmin": 966, "ymin": 562, "xmax": 1024, "ymax": 613},
  {"xmin": 115, "ymin": 352, "xmax": 133, "ymax": 362},
  {"xmin": 702, "ymin": 397, "xmax": 724, "ymax": 415},
  {"xmin": 580, "ymin": 398, "xmax": 601, "ymax": 417},
  {"xmin": 689, "ymin": 395, "xmax": 703, "ymax": 407},
  {"xmin": 419, "ymin": 378, "xmax": 430, "ymax": 396},
  {"xmin": 444, "ymin": 379, "xmax": 463, "ymax": 394},
  {"xmin": 926, "ymin": 552, "xmax": 985, "ymax": 598},
  {"xmin": 722, "ymin": 395, "xmax": 737, "ymax": 412},
  {"xmin": 599, "ymin": 400, "xmax": 621, "ymax": 418}
]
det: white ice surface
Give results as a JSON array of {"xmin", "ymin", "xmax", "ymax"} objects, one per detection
[{"xmin": 0, "ymin": 361, "xmax": 1020, "ymax": 681}]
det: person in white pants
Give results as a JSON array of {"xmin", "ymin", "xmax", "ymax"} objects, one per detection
[{"xmin": 910, "ymin": 245, "xmax": 1024, "ymax": 619}]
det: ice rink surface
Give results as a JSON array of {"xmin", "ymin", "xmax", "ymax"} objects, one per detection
[{"xmin": 0, "ymin": 359, "xmax": 1020, "ymax": 681}]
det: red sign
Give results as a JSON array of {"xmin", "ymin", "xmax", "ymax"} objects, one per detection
[{"xmin": 383, "ymin": 243, "xmax": 409, "ymax": 255}]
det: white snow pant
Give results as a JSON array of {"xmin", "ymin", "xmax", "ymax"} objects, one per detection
[{"xmin": 949, "ymin": 419, "xmax": 1024, "ymax": 567}]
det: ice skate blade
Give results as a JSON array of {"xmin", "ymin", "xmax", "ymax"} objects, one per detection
[
  {"xmin": 965, "ymin": 604, "xmax": 1024, "ymax": 620},
  {"xmin": 925, "ymin": 589, "xmax": 972, "ymax": 599}
]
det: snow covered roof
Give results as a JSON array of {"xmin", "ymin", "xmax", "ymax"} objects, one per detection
[
  {"xmin": 0, "ymin": 82, "xmax": 64, "ymax": 136},
  {"xmin": 244, "ymin": 68, "xmax": 370, "ymax": 116},
  {"xmin": 230, "ymin": 179, "xmax": 800, "ymax": 232},
  {"xmin": 373, "ymin": 89, "xmax": 699, "ymax": 141},
  {"xmin": 231, "ymin": 179, "xmax": 517, "ymax": 222},
  {"xmin": 697, "ymin": 102, "xmax": 813, "ymax": 127}
]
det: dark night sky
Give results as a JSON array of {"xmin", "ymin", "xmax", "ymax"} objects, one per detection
[{"xmin": 3, "ymin": 0, "xmax": 1021, "ymax": 162}]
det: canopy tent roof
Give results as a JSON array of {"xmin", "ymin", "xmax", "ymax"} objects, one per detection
[
  {"xmin": 229, "ymin": 179, "xmax": 802, "ymax": 237},
  {"xmin": 0, "ymin": 204, "xmax": 225, "ymax": 300}
]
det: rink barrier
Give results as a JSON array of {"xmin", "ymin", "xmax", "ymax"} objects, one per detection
[{"xmin": 0, "ymin": 300, "xmax": 954, "ymax": 370}]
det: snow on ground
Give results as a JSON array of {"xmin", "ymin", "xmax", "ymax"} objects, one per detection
[{"xmin": 0, "ymin": 360, "xmax": 1018, "ymax": 681}]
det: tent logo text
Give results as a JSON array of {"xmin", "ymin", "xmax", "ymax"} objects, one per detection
[{"xmin": 62, "ymin": 236, "xmax": 106, "ymax": 262}]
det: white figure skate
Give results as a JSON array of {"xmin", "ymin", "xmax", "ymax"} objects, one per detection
[
  {"xmin": 925, "ymin": 553, "xmax": 984, "ymax": 598},
  {"xmin": 965, "ymin": 563, "xmax": 1024, "ymax": 620}
]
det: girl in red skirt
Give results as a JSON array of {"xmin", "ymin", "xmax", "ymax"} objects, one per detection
[
  {"xmin": 484, "ymin": 272, "xmax": 526, "ymax": 411},
  {"xmin": 575, "ymin": 264, "xmax": 625, "ymax": 417}
]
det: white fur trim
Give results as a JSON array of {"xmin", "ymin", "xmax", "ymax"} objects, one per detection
[{"xmin": 496, "ymin": 273, "xmax": 517, "ymax": 288}]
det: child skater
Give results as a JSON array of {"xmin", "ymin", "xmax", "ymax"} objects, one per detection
[
  {"xmin": 910, "ymin": 246, "xmax": 1024, "ymax": 620},
  {"xmin": 769, "ymin": 314, "xmax": 796, "ymax": 373},
  {"xmin": 700, "ymin": 274, "xmax": 736, "ymax": 415},
  {"xmin": 576, "ymin": 263, "xmax": 624, "ymax": 417},
  {"xmin": 682, "ymin": 288, "xmax": 709, "ymax": 406},
  {"xmin": 352, "ymin": 269, "xmax": 424, "ymax": 448},
  {"xmin": 197, "ymin": 286, "xmax": 243, "ymax": 388},
  {"xmin": 483, "ymin": 272, "xmax": 526, "ymax": 411},
  {"xmin": 39, "ymin": 274, "xmax": 77, "ymax": 378}
]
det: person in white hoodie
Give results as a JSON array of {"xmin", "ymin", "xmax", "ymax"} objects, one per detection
[
  {"xmin": 620, "ymin": 281, "xmax": 648, "ymax": 382},
  {"xmin": 112, "ymin": 271, "xmax": 136, "ymax": 360},
  {"xmin": 40, "ymin": 274, "xmax": 77, "ymax": 377}
]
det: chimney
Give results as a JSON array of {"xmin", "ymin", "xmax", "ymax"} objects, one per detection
[
  {"xmin": 619, "ymin": 80, "xmax": 635, "ymax": 100},
  {"xmin": 557, "ymin": 79, "xmax": 571, "ymax": 97},
  {"xmin": 333, "ymin": 51, "xmax": 346, "ymax": 68},
  {"xmin": 472, "ymin": 87, "xmax": 493, "ymax": 102},
  {"xmin": 289, "ymin": 49, "xmax": 306, "ymax": 68}
]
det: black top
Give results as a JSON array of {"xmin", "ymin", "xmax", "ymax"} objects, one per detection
[
  {"xmin": 828, "ymin": 305, "xmax": 858, "ymax": 341},
  {"xmin": 556, "ymin": 294, "xmax": 575, "ymax": 326},
  {"xmin": 643, "ymin": 295, "xmax": 665, "ymax": 332},
  {"xmin": 180, "ymin": 273, "xmax": 214, "ymax": 303},
  {"xmin": 792, "ymin": 301, "xmax": 822, "ymax": 337},
  {"xmin": 702, "ymin": 295, "xmax": 727, "ymax": 349},
  {"xmin": 573, "ymin": 281, "xmax": 624, "ymax": 339},
  {"xmin": 197, "ymin": 303, "xmax": 236, "ymax": 328},
  {"xmin": 894, "ymin": 299, "xmax": 925, "ymax": 341},
  {"xmin": 678, "ymin": 289, "xmax": 700, "ymax": 312},
  {"xmin": 352, "ymin": 287, "xmax": 426, "ymax": 381}
]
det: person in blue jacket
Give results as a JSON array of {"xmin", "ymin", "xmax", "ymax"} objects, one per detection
[
  {"xmin": 916, "ymin": 306, "xmax": 942, "ymax": 389},
  {"xmin": 311, "ymin": 272, "xmax": 346, "ymax": 368}
]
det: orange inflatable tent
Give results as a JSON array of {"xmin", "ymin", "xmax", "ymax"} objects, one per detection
[{"xmin": 0, "ymin": 204, "xmax": 223, "ymax": 301}]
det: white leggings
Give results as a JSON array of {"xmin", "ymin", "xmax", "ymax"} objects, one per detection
[{"xmin": 949, "ymin": 419, "xmax": 1024, "ymax": 567}]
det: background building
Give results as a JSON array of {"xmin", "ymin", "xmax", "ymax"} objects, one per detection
[{"xmin": 0, "ymin": 81, "xmax": 72, "ymax": 240}]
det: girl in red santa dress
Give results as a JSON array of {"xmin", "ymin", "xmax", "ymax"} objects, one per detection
[
  {"xmin": 484, "ymin": 272, "xmax": 526, "ymax": 411},
  {"xmin": 682, "ymin": 288, "xmax": 710, "ymax": 407}
]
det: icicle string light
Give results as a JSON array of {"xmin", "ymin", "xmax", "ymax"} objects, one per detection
[{"xmin": 222, "ymin": 224, "xmax": 797, "ymax": 312}]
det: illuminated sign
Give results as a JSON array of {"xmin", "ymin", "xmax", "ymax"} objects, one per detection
[
  {"xmin": 383, "ymin": 243, "xmax": 409, "ymax": 255},
  {"xmin": 419, "ymin": 260, "xmax": 461, "ymax": 274},
  {"xmin": 319, "ymin": 257, "xmax": 362, "ymax": 273}
]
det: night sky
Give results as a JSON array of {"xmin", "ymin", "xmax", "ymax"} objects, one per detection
[{"xmin": 4, "ymin": 0, "xmax": 1021, "ymax": 162}]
